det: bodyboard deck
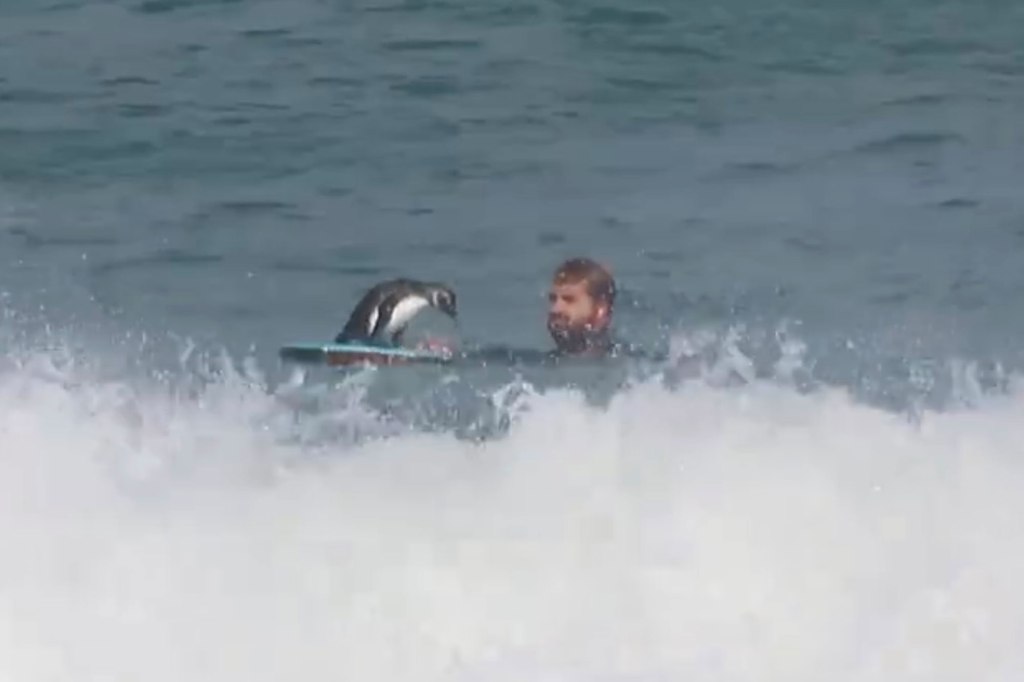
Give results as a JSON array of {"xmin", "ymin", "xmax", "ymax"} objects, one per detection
[
  {"xmin": 279, "ymin": 342, "xmax": 452, "ymax": 367},
  {"xmin": 280, "ymin": 342, "xmax": 660, "ymax": 370}
]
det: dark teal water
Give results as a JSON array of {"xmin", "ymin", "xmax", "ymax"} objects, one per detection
[
  {"xmin": 3, "ymin": 0, "xmax": 1023, "ymax": 378},
  {"xmin": 2, "ymin": 3, "xmax": 1024, "ymax": 678}
]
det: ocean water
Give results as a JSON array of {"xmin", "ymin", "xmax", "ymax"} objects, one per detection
[{"xmin": 2, "ymin": 0, "xmax": 1024, "ymax": 679}]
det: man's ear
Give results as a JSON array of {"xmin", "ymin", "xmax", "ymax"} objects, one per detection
[{"xmin": 593, "ymin": 303, "xmax": 610, "ymax": 325}]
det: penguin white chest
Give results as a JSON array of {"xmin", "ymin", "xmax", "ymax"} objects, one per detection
[{"xmin": 376, "ymin": 295, "xmax": 429, "ymax": 336}]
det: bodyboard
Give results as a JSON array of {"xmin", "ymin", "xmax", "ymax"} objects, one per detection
[{"xmin": 279, "ymin": 342, "xmax": 452, "ymax": 367}]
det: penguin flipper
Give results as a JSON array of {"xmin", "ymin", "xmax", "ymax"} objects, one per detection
[
  {"xmin": 371, "ymin": 291, "xmax": 406, "ymax": 338},
  {"xmin": 337, "ymin": 281, "xmax": 405, "ymax": 342}
]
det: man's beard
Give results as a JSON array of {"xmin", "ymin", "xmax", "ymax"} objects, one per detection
[{"xmin": 548, "ymin": 318, "xmax": 608, "ymax": 353}]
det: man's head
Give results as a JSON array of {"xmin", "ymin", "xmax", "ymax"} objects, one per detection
[{"xmin": 546, "ymin": 257, "xmax": 615, "ymax": 353}]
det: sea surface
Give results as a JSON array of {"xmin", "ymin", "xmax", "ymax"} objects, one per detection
[{"xmin": 2, "ymin": 0, "xmax": 1024, "ymax": 680}]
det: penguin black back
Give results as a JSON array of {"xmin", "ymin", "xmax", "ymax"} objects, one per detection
[{"xmin": 334, "ymin": 278, "xmax": 455, "ymax": 344}]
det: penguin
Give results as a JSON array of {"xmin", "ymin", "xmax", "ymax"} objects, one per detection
[{"xmin": 334, "ymin": 278, "xmax": 457, "ymax": 345}]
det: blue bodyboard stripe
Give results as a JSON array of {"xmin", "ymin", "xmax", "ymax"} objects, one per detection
[{"xmin": 279, "ymin": 342, "xmax": 450, "ymax": 364}]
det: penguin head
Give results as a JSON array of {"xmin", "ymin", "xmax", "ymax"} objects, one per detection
[{"xmin": 427, "ymin": 285, "xmax": 457, "ymax": 319}]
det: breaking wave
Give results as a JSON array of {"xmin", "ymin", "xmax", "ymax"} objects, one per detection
[{"xmin": 1, "ymin": 321, "xmax": 1023, "ymax": 682}]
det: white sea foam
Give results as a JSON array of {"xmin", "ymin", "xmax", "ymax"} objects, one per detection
[{"xmin": 1, "ymin": 339, "xmax": 1023, "ymax": 682}]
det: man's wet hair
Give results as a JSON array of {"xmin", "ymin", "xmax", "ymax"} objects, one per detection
[{"xmin": 552, "ymin": 257, "xmax": 616, "ymax": 308}]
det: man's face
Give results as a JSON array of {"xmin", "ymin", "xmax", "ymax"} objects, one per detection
[{"xmin": 547, "ymin": 279, "xmax": 608, "ymax": 346}]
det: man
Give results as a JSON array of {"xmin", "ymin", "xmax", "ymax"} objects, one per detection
[{"xmin": 546, "ymin": 257, "xmax": 617, "ymax": 356}]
